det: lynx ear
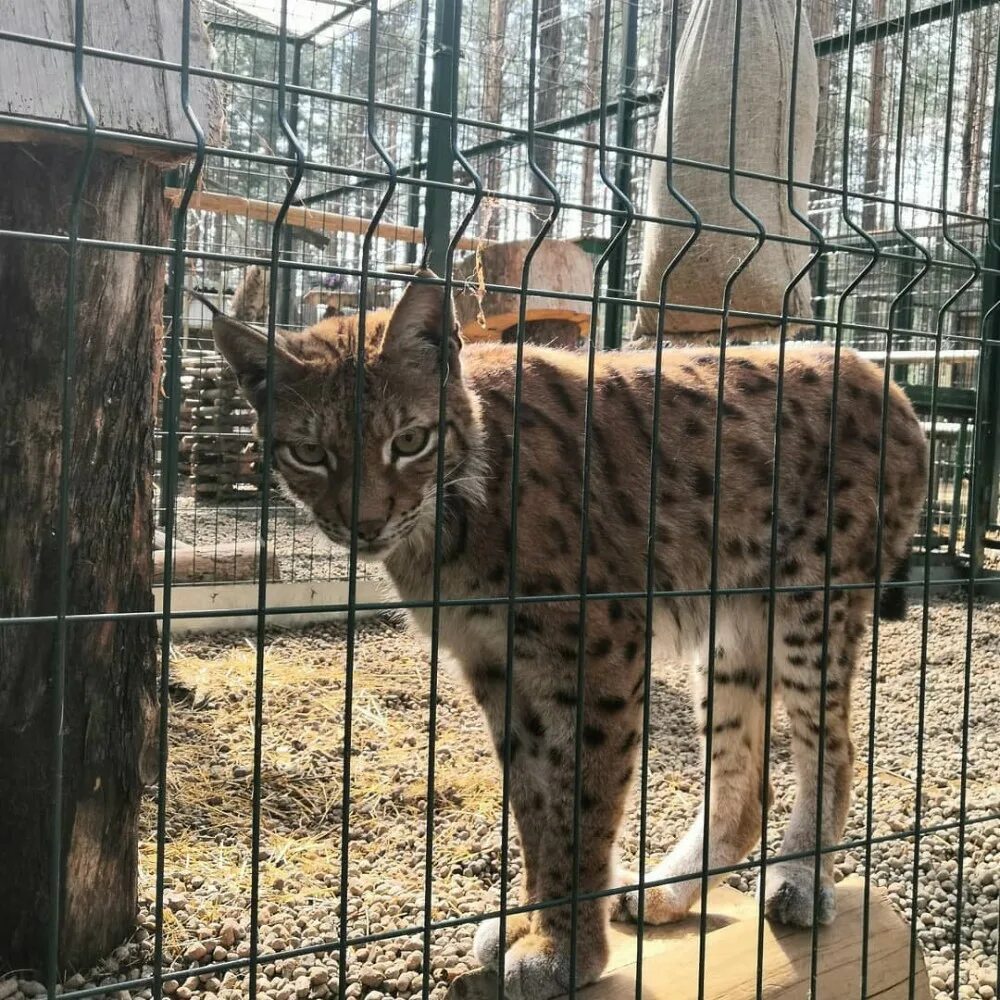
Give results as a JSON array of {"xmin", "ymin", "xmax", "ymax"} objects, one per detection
[
  {"xmin": 213, "ymin": 313, "xmax": 305, "ymax": 410},
  {"xmin": 381, "ymin": 268, "xmax": 462, "ymax": 369}
]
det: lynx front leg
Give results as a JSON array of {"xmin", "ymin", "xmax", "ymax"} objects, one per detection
[
  {"xmin": 613, "ymin": 650, "xmax": 767, "ymax": 925},
  {"xmin": 468, "ymin": 649, "xmax": 642, "ymax": 1000},
  {"xmin": 499, "ymin": 699, "xmax": 640, "ymax": 1000},
  {"xmin": 466, "ymin": 664, "xmax": 544, "ymax": 970}
]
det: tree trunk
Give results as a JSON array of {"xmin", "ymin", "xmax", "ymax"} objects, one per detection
[
  {"xmin": 861, "ymin": 0, "xmax": 887, "ymax": 235},
  {"xmin": 959, "ymin": 7, "xmax": 992, "ymax": 216},
  {"xmin": 581, "ymin": 0, "xmax": 602, "ymax": 233},
  {"xmin": 530, "ymin": 0, "xmax": 562, "ymax": 236},
  {"xmin": 0, "ymin": 144, "xmax": 160, "ymax": 974},
  {"xmin": 483, "ymin": 0, "xmax": 511, "ymax": 239},
  {"xmin": 808, "ymin": 0, "xmax": 835, "ymax": 187}
]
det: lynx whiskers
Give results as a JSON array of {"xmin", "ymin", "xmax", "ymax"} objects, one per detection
[{"xmin": 215, "ymin": 270, "xmax": 927, "ymax": 999}]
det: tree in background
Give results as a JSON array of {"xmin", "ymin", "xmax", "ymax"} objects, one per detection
[{"xmin": 530, "ymin": 0, "xmax": 563, "ymax": 235}]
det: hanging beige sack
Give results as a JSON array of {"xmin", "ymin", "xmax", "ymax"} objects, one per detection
[{"xmin": 630, "ymin": 0, "xmax": 819, "ymax": 346}]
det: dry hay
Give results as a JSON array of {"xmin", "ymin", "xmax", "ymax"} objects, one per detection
[{"xmin": 141, "ymin": 619, "xmax": 503, "ymax": 961}]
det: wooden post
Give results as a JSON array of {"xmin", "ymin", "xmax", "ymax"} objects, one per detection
[
  {"xmin": 0, "ymin": 0, "xmax": 219, "ymax": 975},
  {"xmin": 446, "ymin": 879, "xmax": 931, "ymax": 1000}
]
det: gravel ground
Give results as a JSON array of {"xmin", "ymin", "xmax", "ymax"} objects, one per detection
[{"xmin": 8, "ymin": 591, "xmax": 998, "ymax": 1000}]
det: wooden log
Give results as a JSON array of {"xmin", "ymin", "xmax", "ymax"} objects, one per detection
[
  {"xmin": 446, "ymin": 878, "xmax": 930, "ymax": 1000},
  {"xmin": 153, "ymin": 541, "xmax": 280, "ymax": 585},
  {"xmin": 164, "ymin": 188, "xmax": 489, "ymax": 253},
  {"xmin": 0, "ymin": 0, "xmax": 220, "ymax": 162},
  {"xmin": 0, "ymin": 147, "xmax": 163, "ymax": 971},
  {"xmin": 453, "ymin": 239, "xmax": 595, "ymax": 342}
]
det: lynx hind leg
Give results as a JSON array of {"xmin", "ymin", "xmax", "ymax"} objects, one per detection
[
  {"xmin": 614, "ymin": 635, "xmax": 767, "ymax": 925},
  {"xmin": 761, "ymin": 593, "xmax": 861, "ymax": 928}
]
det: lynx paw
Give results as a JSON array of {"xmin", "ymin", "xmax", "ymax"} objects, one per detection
[
  {"xmin": 472, "ymin": 914, "xmax": 531, "ymax": 970},
  {"xmin": 610, "ymin": 869, "xmax": 691, "ymax": 925},
  {"xmin": 501, "ymin": 934, "xmax": 603, "ymax": 1000},
  {"xmin": 760, "ymin": 864, "xmax": 837, "ymax": 927}
]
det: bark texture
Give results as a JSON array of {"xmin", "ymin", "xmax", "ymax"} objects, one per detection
[{"xmin": 0, "ymin": 144, "xmax": 160, "ymax": 974}]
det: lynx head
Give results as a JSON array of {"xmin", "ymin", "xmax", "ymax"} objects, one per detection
[{"xmin": 213, "ymin": 270, "xmax": 483, "ymax": 560}]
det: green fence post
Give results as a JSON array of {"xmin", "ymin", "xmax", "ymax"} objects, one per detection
[
  {"xmin": 951, "ymin": 416, "xmax": 969, "ymax": 559},
  {"xmin": 277, "ymin": 36, "xmax": 302, "ymax": 327},
  {"xmin": 406, "ymin": 0, "xmax": 432, "ymax": 263},
  {"xmin": 602, "ymin": 0, "xmax": 639, "ymax": 349},
  {"xmin": 893, "ymin": 241, "xmax": 917, "ymax": 385},
  {"xmin": 423, "ymin": 0, "xmax": 459, "ymax": 271},
  {"xmin": 967, "ymin": 54, "xmax": 1000, "ymax": 573}
]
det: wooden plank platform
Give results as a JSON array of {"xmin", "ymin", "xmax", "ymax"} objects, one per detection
[{"xmin": 446, "ymin": 878, "xmax": 929, "ymax": 999}]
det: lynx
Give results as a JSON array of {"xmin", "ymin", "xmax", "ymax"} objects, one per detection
[{"xmin": 213, "ymin": 271, "xmax": 927, "ymax": 998}]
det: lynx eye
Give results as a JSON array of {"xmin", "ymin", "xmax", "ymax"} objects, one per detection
[
  {"xmin": 392, "ymin": 426, "xmax": 430, "ymax": 458},
  {"xmin": 287, "ymin": 442, "xmax": 328, "ymax": 467}
]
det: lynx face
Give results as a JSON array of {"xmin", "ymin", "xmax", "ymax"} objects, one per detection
[{"xmin": 213, "ymin": 273, "xmax": 483, "ymax": 560}]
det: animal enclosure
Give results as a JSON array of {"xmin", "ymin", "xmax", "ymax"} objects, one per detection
[{"xmin": 0, "ymin": 0, "xmax": 999, "ymax": 1000}]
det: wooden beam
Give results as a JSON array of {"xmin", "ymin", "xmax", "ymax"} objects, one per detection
[{"xmin": 164, "ymin": 187, "xmax": 489, "ymax": 252}]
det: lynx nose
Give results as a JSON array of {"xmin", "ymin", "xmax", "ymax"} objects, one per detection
[{"xmin": 355, "ymin": 519, "xmax": 385, "ymax": 542}]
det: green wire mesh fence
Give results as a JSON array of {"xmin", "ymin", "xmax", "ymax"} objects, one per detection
[
  {"xmin": 0, "ymin": 1, "xmax": 998, "ymax": 1000},
  {"xmin": 162, "ymin": 0, "xmax": 1000, "ymax": 583}
]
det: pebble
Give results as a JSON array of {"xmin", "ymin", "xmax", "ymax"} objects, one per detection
[
  {"xmin": 18, "ymin": 984, "xmax": 46, "ymax": 999},
  {"xmin": 0, "ymin": 983, "xmax": 18, "ymax": 1000},
  {"xmin": 184, "ymin": 944, "xmax": 207, "ymax": 963},
  {"xmin": 357, "ymin": 968, "xmax": 381, "ymax": 990},
  {"xmin": 218, "ymin": 920, "xmax": 243, "ymax": 949},
  {"xmin": 308, "ymin": 968, "xmax": 330, "ymax": 988},
  {"xmin": 163, "ymin": 891, "xmax": 187, "ymax": 913}
]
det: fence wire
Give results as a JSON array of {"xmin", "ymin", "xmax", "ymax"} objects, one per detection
[{"xmin": 0, "ymin": 1, "xmax": 998, "ymax": 1000}]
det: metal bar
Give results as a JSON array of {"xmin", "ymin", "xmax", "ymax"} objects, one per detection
[
  {"xmin": 967, "ymin": 50, "xmax": 1000, "ymax": 569},
  {"xmin": 602, "ymin": 0, "xmax": 640, "ymax": 348},
  {"xmin": 858, "ymin": 349, "xmax": 980, "ymax": 363},
  {"xmin": 950, "ymin": 417, "xmax": 970, "ymax": 556},
  {"xmin": 421, "ymin": 0, "xmax": 478, "ymax": 993},
  {"xmin": 247, "ymin": 5, "xmax": 305, "ymax": 999},
  {"xmin": 277, "ymin": 38, "xmax": 303, "ymax": 327},
  {"xmin": 204, "ymin": 18, "xmax": 290, "ymax": 44},
  {"xmin": 333, "ymin": 0, "xmax": 399, "ymax": 992},
  {"xmin": 299, "ymin": 0, "xmax": 366, "ymax": 41},
  {"xmin": 496, "ymin": 0, "xmax": 557, "ymax": 988},
  {"xmin": 405, "ymin": 0, "xmax": 432, "ymax": 263},
  {"xmin": 422, "ymin": 0, "xmax": 458, "ymax": 269},
  {"xmin": 152, "ymin": 2, "xmax": 207, "ymax": 999},
  {"xmin": 892, "ymin": 242, "xmax": 918, "ymax": 384},
  {"xmin": 46, "ymin": 0, "xmax": 97, "ymax": 986},
  {"xmin": 0, "ymin": 572, "xmax": 977, "ymax": 630},
  {"xmin": 813, "ymin": 0, "xmax": 999, "ymax": 56}
]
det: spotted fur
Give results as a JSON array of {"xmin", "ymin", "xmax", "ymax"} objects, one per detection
[{"xmin": 215, "ymin": 272, "xmax": 927, "ymax": 998}]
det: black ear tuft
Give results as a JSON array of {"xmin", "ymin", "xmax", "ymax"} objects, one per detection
[{"xmin": 213, "ymin": 313, "xmax": 304, "ymax": 409}]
